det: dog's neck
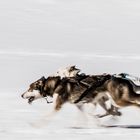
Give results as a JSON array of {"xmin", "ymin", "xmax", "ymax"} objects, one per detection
[{"xmin": 43, "ymin": 76, "xmax": 61, "ymax": 97}]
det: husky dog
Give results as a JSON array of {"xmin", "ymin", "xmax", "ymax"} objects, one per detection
[
  {"xmin": 21, "ymin": 66, "xmax": 121, "ymax": 118},
  {"xmin": 21, "ymin": 74, "xmax": 121, "ymax": 120},
  {"xmin": 21, "ymin": 64, "xmax": 140, "ymax": 121}
]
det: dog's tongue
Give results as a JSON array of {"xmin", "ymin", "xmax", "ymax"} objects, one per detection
[{"xmin": 28, "ymin": 96, "xmax": 35, "ymax": 104}]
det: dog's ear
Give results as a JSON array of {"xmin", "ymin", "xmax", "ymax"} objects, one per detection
[
  {"xmin": 41, "ymin": 76, "xmax": 46, "ymax": 81},
  {"xmin": 69, "ymin": 65, "xmax": 76, "ymax": 71},
  {"xmin": 71, "ymin": 65, "xmax": 76, "ymax": 69}
]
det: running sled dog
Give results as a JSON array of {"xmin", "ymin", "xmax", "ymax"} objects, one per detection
[
  {"xmin": 21, "ymin": 66, "xmax": 140, "ymax": 120},
  {"xmin": 22, "ymin": 66, "xmax": 120, "ymax": 118}
]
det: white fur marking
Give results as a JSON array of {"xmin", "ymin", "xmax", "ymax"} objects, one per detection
[
  {"xmin": 105, "ymin": 92, "xmax": 120, "ymax": 108},
  {"xmin": 52, "ymin": 93, "xmax": 59, "ymax": 107},
  {"xmin": 52, "ymin": 66, "xmax": 80, "ymax": 78},
  {"xmin": 23, "ymin": 90, "xmax": 42, "ymax": 99}
]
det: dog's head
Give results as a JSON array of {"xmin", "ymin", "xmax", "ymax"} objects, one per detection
[
  {"xmin": 54, "ymin": 65, "xmax": 80, "ymax": 78},
  {"xmin": 21, "ymin": 76, "xmax": 46, "ymax": 104}
]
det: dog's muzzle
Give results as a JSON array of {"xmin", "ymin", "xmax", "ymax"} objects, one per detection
[
  {"xmin": 21, "ymin": 93, "xmax": 34, "ymax": 104},
  {"xmin": 21, "ymin": 90, "xmax": 42, "ymax": 104},
  {"xmin": 28, "ymin": 96, "xmax": 35, "ymax": 104}
]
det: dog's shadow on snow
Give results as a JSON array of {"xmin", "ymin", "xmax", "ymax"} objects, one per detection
[
  {"xmin": 101, "ymin": 125, "xmax": 140, "ymax": 129},
  {"xmin": 68, "ymin": 125, "xmax": 140, "ymax": 129},
  {"xmin": 68, "ymin": 126, "xmax": 92, "ymax": 129}
]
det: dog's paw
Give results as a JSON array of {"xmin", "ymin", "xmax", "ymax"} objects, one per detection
[{"xmin": 116, "ymin": 111, "xmax": 122, "ymax": 116}]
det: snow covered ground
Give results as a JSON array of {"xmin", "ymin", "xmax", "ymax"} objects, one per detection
[
  {"xmin": 1, "ymin": 0, "xmax": 140, "ymax": 139},
  {"xmin": 1, "ymin": 87, "xmax": 140, "ymax": 140},
  {"xmin": 1, "ymin": 54, "xmax": 140, "ymax": 140}
]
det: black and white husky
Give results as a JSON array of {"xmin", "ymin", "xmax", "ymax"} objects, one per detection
[
  {"xmin": 22, "ymin": 66, "xmax": 140, "ymax": 118},
  {"xmin": 21, "ymin": 66, "xmax": 122, "ymax": 120}
]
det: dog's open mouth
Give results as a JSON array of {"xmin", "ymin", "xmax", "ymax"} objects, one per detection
[{"xmin": 28, "ymin": 96, "xmax": 35, "ymax": 104}]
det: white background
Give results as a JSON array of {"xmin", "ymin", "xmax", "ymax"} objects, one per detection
[{"xmin": 1, "ymin": 0, "xmax": 140, "ymax": 139}]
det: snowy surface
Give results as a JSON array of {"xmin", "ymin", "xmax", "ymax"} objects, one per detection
[
  {"xmin": 1, "ymin": 91, "xmax": 140, "ymax": 140},
  {"xmin": 1, "ymin": 55, "xmax": 140, "ymax": 140},
  {"xmin": 1, "ymin": 0, "xmax": 140, "ymax": 139}
]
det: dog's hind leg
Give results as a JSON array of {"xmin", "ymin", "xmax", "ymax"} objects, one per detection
[
  {"xmin": 110, "ymin": 105, "xmax": 121, "ymax": 116},
  {"xmin": 96, "ymin": 96, "xmax": 121, "ymax": 118}
]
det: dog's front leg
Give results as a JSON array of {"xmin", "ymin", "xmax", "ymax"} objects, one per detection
[
  {"xmin": 43, "ymin": 93, "xmax": 61, "ymax": 118},
  {"xmin": 31, "ymin": 93, "xmax": 62, "ymax": 128}
]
